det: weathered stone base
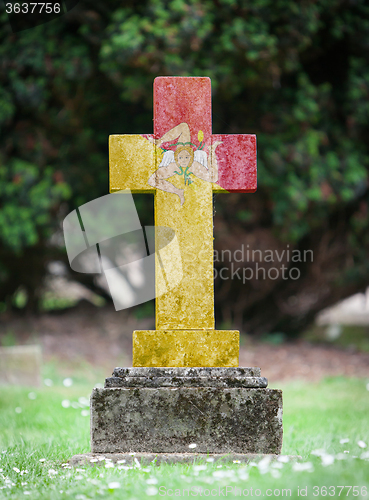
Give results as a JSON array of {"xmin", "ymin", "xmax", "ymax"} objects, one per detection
[
  {"xmin": 90, "ymin": 368, "xmax": 283, "ymax": 455},
  {"xmin": 71, "ymin": 452, "xmax": 297, "ymax": 467}
]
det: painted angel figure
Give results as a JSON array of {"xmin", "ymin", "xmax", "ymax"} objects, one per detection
[{"xmin": 147, "ymin": 123, "xmax": 222, "ymax": 205}]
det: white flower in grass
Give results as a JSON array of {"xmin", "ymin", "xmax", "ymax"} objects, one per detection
[
  {"xmin": 39, "ymin": 459, "xmax": 46, "ymax": 463},
  {"xmin": 340, "ymin": 438, "xmax": 349, "ymax": 444},
  {"xmin": 206, "ymin": 458, "xmax": 214, "ymax": 463},
  {"xmin": 271, "ymin": 462, "xmax": 283, "ymax": 469},
  {"xmin": 193, "ymin": 465, "xmax": 207, "ymax": 471},
  {"xmin": 277, "ymin": 455, "xmax": 289, "ymax": 463},
  {"xmin": 89, "ymin": 458, "xmax": 98, "ymax": 463},
  {"xmin": 258, "ymin": 456, "xmax": 271, "ymax": 474},
  {"xmin": 233, "ymin": 460, "xmax": 240, "ymax": 464},
  {"xmin": 21, "ymin": 482, "xmax": 27, "ymax": 486},
  {"xmin": 321, "ymin": 455, "xmax": 335, "ymax": 466},
  {"xmin": 61, "ymin": 400, "xmax": 70, "ymax": 408},
  {"xmin": 63, "ymin": 378, "xmax": 73, "ymax": 387},
  {"xmin": 108, "ymin": 482, "xmax": 120, "ymax": 489},
  {"xmin": 28, "ymin": 392, "xmax": 37, "ymax": 400},
  {"xmin": 13, "ymin": 468, "xmax": 20, "ymax": 473},
  {"xmin": 146, "ymin": 478, "xmax": 158, "ymax": 485},
  {"xmin": 188, "ymin": 443, "xmax": 197, "ymax": 449},
  {"xmin": 146, "ymin": 486, "xmax": 158, "ymax": 496},
  {"xmin": 213, "ymin": 470, "xmax": 227, "ymax": 478},
  {"xmin": 15, "ymin": 408, "xmax": 22, "ymax": 414},
  {"xmin": 292, "ymin": 462, "xmax": 314, "ymax": 472},
  {"xmin": 271, "ymin": 468, "xmax": 281, "ymax": 479},
  {"xmin": 116, "ymin": 460, "xmax": 126, "ymax": 464},
  {"xmin": 238, "ymin": 473, "xmax": 249, "ymax": 481},
  {"xmin": 81, "ymin": 410, "xmax": 89, "ymax": 417},
  {"xmin": 44, "ymin": 379, "xmax": 53, "ymax": 387},
  {"xmin": 311, "ymin": 448, "xmax": 325, "ymax": 456},
  {"xmin": 358, "ymin": 440, "xmax": 367, "ymax": 448},
  {"xmin": 78, "ymin": 397, "xmax": 89, "ymax": 407},
  {"xmin": 48, "ymin": 469, "xmax": 57, "ymax": 476},
  {"xmin": 105, "ymin": 463, "xmax": 114, "ymax": 468}
]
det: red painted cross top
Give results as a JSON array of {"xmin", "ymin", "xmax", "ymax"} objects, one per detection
[{"xmin": 153, "ymin": 77, "xmax": 257, "ymax": 194}]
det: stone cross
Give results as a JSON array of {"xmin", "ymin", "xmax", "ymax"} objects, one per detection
[{"xmin": 109, "ymin": 77, "xmax": 256, "ymax": 367}]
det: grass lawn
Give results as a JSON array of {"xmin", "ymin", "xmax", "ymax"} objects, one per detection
[{"xmin": 0, "ymin": 377, "xmax": 368, "ymax": 499}]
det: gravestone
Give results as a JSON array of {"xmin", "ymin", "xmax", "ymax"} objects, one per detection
[
  {"xmin": 0, "ymin": 345, "xmax": 42, "ymax": 387},
  {"xmin": 89, "ymin": 77, "xmax": 283, "ymax": 457}
]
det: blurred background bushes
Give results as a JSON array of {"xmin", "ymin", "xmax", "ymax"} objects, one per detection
[{"xmin": 1, "ymin": 0, "xmax": 369, "ymax": 335}]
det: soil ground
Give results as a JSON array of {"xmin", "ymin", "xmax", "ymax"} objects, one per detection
[{"xmin": 1, "ymin": 302, "xmax": 369, "ymax": 384}]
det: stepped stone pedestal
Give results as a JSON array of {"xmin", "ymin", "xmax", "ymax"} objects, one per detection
[{"xmin": 90, "ymin": 367, "xmax": 283, "ymax": 455}]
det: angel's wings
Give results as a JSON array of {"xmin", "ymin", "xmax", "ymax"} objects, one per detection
[
  {"xmin": 158, "ymin": 150, "xmax": 175, "ymax": 167},
  {"xmin": 194, "ymin": 149, "xmax": 208, "ymax": 169}
]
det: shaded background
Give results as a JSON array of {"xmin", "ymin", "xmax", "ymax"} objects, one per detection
[{"xmin": 1, "ymin": 0, "xmax": 369, "ymax": 363}]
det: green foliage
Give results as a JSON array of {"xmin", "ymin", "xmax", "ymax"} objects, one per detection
[
  {"xmin": 0, "ymin": 159, "xmax": 71, "ymax": 252},
  {"xmin": 97, "ymin": 0, "xmax": 369, "ymax": 242},
  {"xmin": 1, "ymin": 0, "xmax": 369, "ymax": 311}
]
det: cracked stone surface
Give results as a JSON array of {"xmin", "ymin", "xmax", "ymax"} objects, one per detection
[
  {"xmin": 107, "ymin": 367, "xmax": 266, "ymax": 389},
  {"xmin": 91, "ymin": 384, "xmax": 283, "ymax": 454},
  {"xmin": 112, "ymin": 367, "xmax": 261, "ymax": 377},
  {"xmin": 105, "ymin": 376, "xmax": 268, "ymax": 388}
]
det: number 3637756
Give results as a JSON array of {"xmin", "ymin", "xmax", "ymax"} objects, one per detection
[{"xmin": 6, "ymin": 3, "xmax": 61, "ymax": 14}]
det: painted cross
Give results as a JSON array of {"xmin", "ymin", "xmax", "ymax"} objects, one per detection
[{"xmin": 109, "ymin": 77, "xmax": 257, "ymax": 367}]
